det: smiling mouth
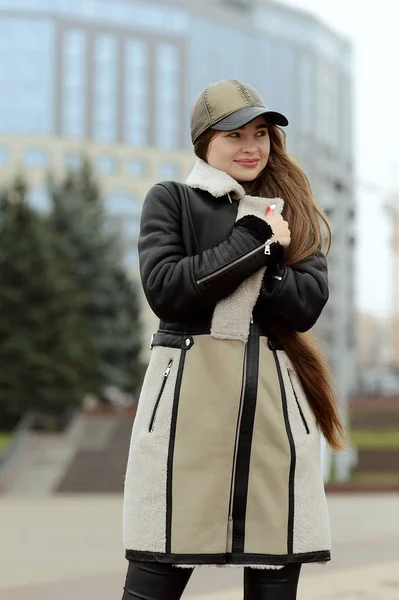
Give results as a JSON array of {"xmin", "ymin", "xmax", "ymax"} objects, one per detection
[{"xmin": 234, "ymin": 159, "xmax": 260, "ymax": 167}]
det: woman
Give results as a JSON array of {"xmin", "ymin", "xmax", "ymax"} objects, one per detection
[{"xmin": 122, "ymin": 79, "xmax": 344, "ymax": 600}]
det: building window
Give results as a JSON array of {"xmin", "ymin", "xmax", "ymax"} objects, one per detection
[
  {"xmin": 125, "ymin": 248, "xmax": 139, "ymax": 268},
  {"xmin": 2, "ymin": 0, "xmax": 188, "ymax": 34},
  {"xmin": 22, "ymin": 148, "xmax": 49, "ymax": 168},
  {"xmin": 0, "ymin": 147, "xmax": 10, "ymax": 166},
  {"xmin": 96, "ymin": 155, "xmax": 118, "ymax": 175},
  {"xmin": 124, "ymin": 38, "xmax": 149, "ymax": 147},
  {"xmin": 267, "ymin": 41, "xmax": 294, "ymax": 125},
  {"xmin": 105, "ymin": 191, "xmax": 142, "ymax": 216},
  {"xmin": 158, "ymin": 162, "xmax": 180, "ymax": 179},
  {"xmin": 62, "ymin": 29, "xmax": 86, "ymax": 139},
  {"xmin": 93, "ymin": 34, "xmax": 118, "ymax": 142},
  {"xmin": 0, "ymin": 17, "xmax": 55, "ymax": 135},
  {"xmin": 65, "ymin": 151, "xmax": 83, "ymax": 170},
  {"xmin": 298, "ymin": 53, "xmax": 314, "ymax": 134},
  {"xmin": 27, "ymin": 187, "xmax": 51, "ymax": 212},
  {"xmin": 155, "ymin": 43, "xmax": 180, "ymax": 149},
  {"xmin": 126, "ymin": 158, "xmax": 148, "ymax": 177},
  {"xmin": 105, "ymin": 191, "xmax": 142, "ymax": 267}
]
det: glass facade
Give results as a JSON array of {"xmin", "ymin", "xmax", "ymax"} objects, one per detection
[
  {"xmin": 0, "ymin": 147, "xmax": 10, "ymax": 165},
  {"xmin": 105, "ymin": 190, "xmax": 142, "ymax": 267},
  {"xmin": 298, "ymin": 53, "xmax": 315, "ymax": 134},
  {"xmin": 124, "ymin": 38, "xmax": 149, "ymax": 147},
  {"xmin": 65, "ymin": 151, "xmax": 83, "ymax": 170},
  {"xmin": 126, "ymin": 158, "xmax": 148, "ymax": 177},
  {"xmin": 0, "ymin": 1, "xmax": 349, "ymax": 155},
  {"xmin": 27, "ymin": 186, "xmax": 51, "ymax": 212},
  {"xmin": 22, "ymin": 148, "xmax": 49, "ymax": 167},
  {"xmin": 96, "ymin": 154, "xmax": 118, "ymax": 174},
  {"xmin": 0, "ymin": 17, "xmax": 55, "ymax": 135},
  {"xmin": 158, "ymin": 162, "xmax": 180, "ymax": 180},
  {"xmin": 93, "ymin": 33, "xmax": 118, "ymax": 142},
  {"xmin": 155, "ymin": 43, "xmax": 180, "ymax": 149},
  {"xmin": 62, "ymin": 29, "xmax": 87, "ymax": 138},
  {"xmin": 0, "ymin": 0, "xmax": 189, "ymax": 35}
]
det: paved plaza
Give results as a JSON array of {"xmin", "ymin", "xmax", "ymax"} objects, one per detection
[{"xmin": 0, "ymin": 493, "xmax": 398, "ymax": 600}]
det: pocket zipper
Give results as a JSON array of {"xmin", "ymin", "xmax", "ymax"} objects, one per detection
[
  {"xmin": 287, "ymin": 366, "xmax": 310, "ymax": 434},
  {"xmin": 196, "ymin": 240, "xmax": 271, "ymax": 285},
  {"xmin": 149, "ymin": 360, "xmax": 173, "ymax": 432}
]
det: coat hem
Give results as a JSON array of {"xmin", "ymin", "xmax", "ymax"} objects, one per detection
[{"xmin": 125, "ymin": 549, "xmax": 331, "ymax": 566}]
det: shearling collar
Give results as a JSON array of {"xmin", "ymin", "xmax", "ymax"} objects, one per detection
[{"xmin": 185, "ymin": 159, "xmax": 246, "ymax": 200}]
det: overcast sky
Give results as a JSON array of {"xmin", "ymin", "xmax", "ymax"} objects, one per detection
[{"xmin": 279, "ymin": 0, "xmax": 399, "ymax": 317}]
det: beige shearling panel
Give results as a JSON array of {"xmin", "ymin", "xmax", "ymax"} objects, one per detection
[{"xmin": 123, "ymin": 346, "xmax": 182, "ymax": 552}]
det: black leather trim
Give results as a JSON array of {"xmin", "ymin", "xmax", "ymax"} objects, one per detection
[
  {"xmin": 166, "ymin": 348, "xmax": 187, "ymax": 554},
  {"xmin": 232, "ymin": 332, "xmax": 259, "ymax": 553},
  {"xmin": 150, "ymin": 328, "xmax": 284, "ymax": 349},
  {"xmin": 125, "ymin": 549, "xmax": 331, "ymax": 565},
  {"xmin": 273, "ymin": 349, "xmax": 296, "ymax": 555},
  {"xmin": 151, "ymin": 332, "xmax": 194, "ymax": 350}
]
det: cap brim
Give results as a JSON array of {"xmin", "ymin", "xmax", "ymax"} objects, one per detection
[{"xmin": 211, "ymin": 106, "xmax": 289, "ymax": 131}]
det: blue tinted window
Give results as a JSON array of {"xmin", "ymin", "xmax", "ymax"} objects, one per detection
[
  {"xmin": 23, "ymin": 148, "xmax": 49, "ymax": 167},
  {"xmin": 268, "ymin": 41, "xmax": 294, "ymax": 124},
  {"xmin": 27, "ymin": 187, "xmax": 51, "ymax": 212},
  {"xmin": 158, "ymin": 162, "xmax": 180, "ymax": 180},
  {"xmin": 0, "ymin": 147, "xmax": 10, "ymax": 166},
  {"xmin": 62, "ymin": 29, "xmax": 86, "ymax": 138},
  {"xmin": 0, "ymin": 0, "xmax": 189, "ymax": 35},
  {"xmin": 0, "ymin": 17, "xmax": 55, "ymax": 135},
  {"xmin": 124, "ymin": 39, "xmax": 149, "ymax": 147},
  {"xmin": 123, "ymin": 216, "xmax": 141, "ymax": 268},
  {"xmin": 96, "ymin": 155, "xmax": 118, "ymax": 175},
  {"xmin": 126, "ymin": 158, "xmax": 148, "ymax": 177},
  {"xmin": 65, "ymin": 151, "xmax": 83, "ymax": 170},
  {"xmin": 298, "ymin": 53, "xmax": 314, "ymax": 134},
  {"xmin": 105, "ymin": 191, "xmax": 142, "ymax": 267},
  {"xmin": 125, "ymin": 247, "xmax": 139, "ymax": 268},
  {"xmin": 155, "ymin": 43, "xmax": 180, "ymax": 149},
  {"xmin": 124, "ymin": 219, "xmax": 140, "ymax": 238},
  {"xmin": 106, "ymin": 191, "xmax": 142, "ymax": 216},
  {"xmin": 93, "ymin": 34, "xmax": 118, "ymax": 142}
]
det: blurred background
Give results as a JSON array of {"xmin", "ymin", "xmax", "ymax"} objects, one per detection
[{"xmin": 0, "ymin": 1, "xmax": 398, "ymax": 599}]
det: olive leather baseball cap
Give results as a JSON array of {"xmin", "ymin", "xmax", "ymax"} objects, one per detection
[{"xmin": 191, "ymin": 79, "xmax": 288, "ymax": 143}]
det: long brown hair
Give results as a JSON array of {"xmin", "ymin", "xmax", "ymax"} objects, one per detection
[{"xmin": 194, "ymin": 124, "xmax": 345, "ymax": 451}]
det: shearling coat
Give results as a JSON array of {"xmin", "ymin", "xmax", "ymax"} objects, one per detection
[{"xmin": 123, "ymin": 159, "xmax": 331, "ymax": 569}]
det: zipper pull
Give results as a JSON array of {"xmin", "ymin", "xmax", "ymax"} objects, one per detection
[
  {"xmin": 264, "ymin": 237, "xmax": 273, "ymax": 255},
  {"xmin": 163, "ymin": 361, "xmax": 173, "ymax": 377}
]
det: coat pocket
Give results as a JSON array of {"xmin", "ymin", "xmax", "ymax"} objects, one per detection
[
  {"xmin": 149, "ymin": 359, "xmax": 174, "ymax": 433},
  {"xmin": 286, "ymin": 365, "xmax": 310, "ymax": 434}
]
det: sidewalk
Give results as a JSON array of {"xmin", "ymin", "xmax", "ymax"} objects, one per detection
[
  {"xmin": 188, "ymin": 561, "xmax": 399, "ymax": 600},
  {"xmin": 0, "ymin": 493, "xmax": 398, "ymax": 599}
]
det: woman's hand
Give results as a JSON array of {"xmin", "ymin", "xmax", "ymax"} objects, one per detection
[{"xmin": 264, "ymin": 206, "xmax": 291, "ymax": 248}]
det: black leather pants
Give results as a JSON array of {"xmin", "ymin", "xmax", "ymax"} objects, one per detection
[{"xmin": 122, "ymin": 561, "xmax": 302, "ymax": 600}]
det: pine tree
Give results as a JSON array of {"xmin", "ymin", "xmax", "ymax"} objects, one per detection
[
  {"xmin": 49, "ymin": 159, "xmax": 143, "ymax": 396},
  {"xmin": 0, "ymin": 177, "xmax": 94, "ymax": 425}
]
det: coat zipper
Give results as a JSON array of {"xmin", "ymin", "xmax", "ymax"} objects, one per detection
[
  {"xmin": 264, "ymin": 235, "xmax": 275, "ymax": 255},
  {"xmin": 149, "ymin": 359, "xmax": 173, "ymax": 432},
  {"xmin": 196, "ymin": 238, "xmax": 273, "ymax": 285},
  {"xmin": 287, "ymin": 366, "xmax": 310, "ymax": 434},
  {"xmin": 228, "ymin": 344, "xmax": 248, "ymax": 521}
]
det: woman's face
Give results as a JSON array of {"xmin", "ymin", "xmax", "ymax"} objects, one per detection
[{"xmin": 206, "ymin": 116, "xmax": 270, "ymax": 182}]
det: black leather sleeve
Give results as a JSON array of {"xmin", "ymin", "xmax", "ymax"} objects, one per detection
[
  {"xmin": 256, "ymin": 250, "xmax": 329, "ymax": 332},
  {"xmin": 138, "ymin": 183, "xmax": 284, "ymax": 322}
]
